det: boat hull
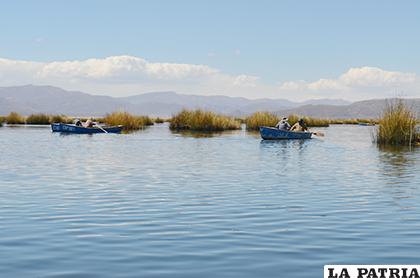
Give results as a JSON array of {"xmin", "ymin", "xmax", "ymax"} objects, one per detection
[
  {"xmin": 51, "ymin": 123, "xmax": 123, "ymax": 134},
  {"xmin": 259, "ymin": 126, "xmax": 312, "ymax": 140}
]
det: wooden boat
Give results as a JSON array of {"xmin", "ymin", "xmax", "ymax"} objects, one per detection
[
  {"xmin": 259, "ymin": 126, "xmax": 312, "ymax": 140},
  {"xmin": 51, "ymin": 123, "xmax": 123, "ymax": 134}
]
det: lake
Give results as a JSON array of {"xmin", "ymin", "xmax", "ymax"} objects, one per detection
[{"xmin": 1, "ymin": 124, "xmax": 419, "ymax": 277}]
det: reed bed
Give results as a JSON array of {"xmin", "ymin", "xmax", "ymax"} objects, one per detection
[
  {"xmin": 245, "ymin": 112, "xmax": 279, "ymax": 130},
  {"xmin": 104, "ymin": 112, "xmax": 153, "ymax": 131},
  {"xmin": 154, "ymin": 117, "xmax": 165, "ymax": 124},
  {"xmin": 329, "ymin": 118, "xmax": 378, "ymax": 125},
  {"xmin": 170, "ymin": 109, "xmax": 240, "ymax": 131},
  {"xmin": 288, "ymin": 114, "xmax": 330, "ymax": 127},
  {"xmin": 50, "ymin": 114, "xmax": 72, "ymax": 124},
  {"xmin": 375, "ymin": 100, "xmax": 419, "ymax": 146},
  {"xmin": 26, "ymin": 113, "xmax": 52, "ymax": 125},
  {"xmin": 25, "ymin": 113, "xmax": 73, "ymax": 124},
  {"xmin": 5, "ymin": 112, "xmax": 25, "ymax": 124},
  {"xmin": 79, "ymin": 117, "xmax": 105, "ymax": 123}
]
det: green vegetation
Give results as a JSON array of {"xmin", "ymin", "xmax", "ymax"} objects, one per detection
[
  {"xmin": 6, "ymin": 112, "xmax": 25, "ymax": 124},
  {"xmin": 0, "ymin": 116, "xmax": 5, "ymax": 126},
  {"xmin": 170, "ymin": 109, "xmax": 240, "ymax": 131},
  {"xmin": 376, "ymin": 99, "xmax": 419, "ymax": 146},
  {"xmin": 104, "ymin": 111, "xmax": 153, "ymax": 131},
  {"xmin": 245, "ymin": 112, "xmax": 279, "ymax": 130}
]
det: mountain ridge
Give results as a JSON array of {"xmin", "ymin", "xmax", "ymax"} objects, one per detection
[{"xmin": 0, "ymin": 85, "xmax": 418, "ymax": 118}]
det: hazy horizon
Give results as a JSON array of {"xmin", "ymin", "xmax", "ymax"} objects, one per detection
[{"xmin": 4, "ymin": 83, "xmax": 420, "ymax": 104}]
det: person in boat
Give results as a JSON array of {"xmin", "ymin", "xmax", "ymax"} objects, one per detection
[
  {"xmin": 275, "ymin": 117, "xmax": 291, "ymax": 130},
  {"xmin": 290, "ymin": 118, "xmax": 308, "ymax": 132},
  {"xmin": 83, "ymin": 118, "xmax": 95, "ymax": 128},
  {"xmin": 74, "ymin": 119, "xmax": 82, "ymax": 126}
]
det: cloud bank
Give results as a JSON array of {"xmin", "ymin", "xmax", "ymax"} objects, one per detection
[{"xmin": 0, "ymin": 55, "xmax": 418, "ymax": 100}]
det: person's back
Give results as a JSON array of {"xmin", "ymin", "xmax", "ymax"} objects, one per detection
[
  {"xmin": 275, "ymin": 117, "xmax": 291, "ymax": 130},
  {"xmin": 74, "ymin": 119, "xmax": 82, "ymax": 126},
  {"xmin": 83, "ymin": 119, "xmax": 94, "ymax": 128},
  {"xmin": 290, "ymin": 119, "xmax": 308, "ymax": 132}
]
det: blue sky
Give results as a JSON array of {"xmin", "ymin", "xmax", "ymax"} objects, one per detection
[{"xmin": 0, "ymin": 1, "xmax": 419, "ymax": 100}]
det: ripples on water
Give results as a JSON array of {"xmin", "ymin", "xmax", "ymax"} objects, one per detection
[{"xmin": 0, "ymin": 124, "xmax": 419, "ymax": 277}]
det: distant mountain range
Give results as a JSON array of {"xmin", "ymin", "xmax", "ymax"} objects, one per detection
[{"xmin": 0, "ymin": 85, "xmax": 419, "ymax": 119}]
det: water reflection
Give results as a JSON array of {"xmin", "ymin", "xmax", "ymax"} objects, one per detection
[
  {"xmin": 170, "ymin": 129, "xmax": 234, "ymax": 138},
  {"xmin": 377, "ymin": 145, "xmax": 418, "ymax": 182},
  {"xmin": 259, "ymin": 139, "xmax": 309, "ymax": 150},
  {"xmin": 377, "ymin": 145, "xmax": 420, "ymax": 210},
  {"xmin": 1, "ymin": 125, "xmax": 420, "ymax": 278}
]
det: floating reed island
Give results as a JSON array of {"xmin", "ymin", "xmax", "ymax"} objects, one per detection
[
  {"xmin": 245, "ymin": 112, "xmax": 279, "ymax": 131},
  {"xmin": 170, "ymin": 109, "xmax": 241, "ymax": 131},
  {"xmin": 154, "ymin": 117, "xmax": 166, "ymax": 124},
  {"xmin": 375, "ymin": 99, "xmax": 419, "ymax": 146},
  {"xmin": 244, "ymin": 112, "xmax": 335, "ymax": 130},
  {"xmin": 0, "ymin": 111, "xmax": 152, "ymax": 131},
  {"xmin": 103, "ymin": 112, "xmax": 153, "ymax": 131},
  {"xmin": 5, "ymin": 112, "xmax": 26, "ymax": 124},
  {"xmin": 2, "ymin": 112, "xmax": 73, "ymax": 125}
]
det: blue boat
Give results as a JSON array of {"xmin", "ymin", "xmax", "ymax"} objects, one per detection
[
  {"xmin": 259, "ymin": 126, "xmax": 312, "ymax": 140},
  {"xmin": 51, "ymin": 123, "xmax": 123, "ymax": 134}
]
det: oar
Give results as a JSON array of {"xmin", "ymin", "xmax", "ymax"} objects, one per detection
[
  {"xmin": 94, "ymin": 123, "xmax": 108, "ymax": 133},
  {"xmin": 312, "ymin": 131, "xmax": 324, "ymax": 137}
]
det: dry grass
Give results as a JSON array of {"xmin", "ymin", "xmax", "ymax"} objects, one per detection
[
  {"xmin": 104, "ymin": 112, "xmax": 153, "ymax": 131},
  {"xmin": 170, "ymin": 109, "xmax": 240, "ymax": 131},
  {"xmin": 245, "ymin": 112, "xmax": 279, "ymax": 130},
  {"xmin": 26, "ymin": 113, "xmax": 51, "ymax": 124},
  {"xmin": 330, "ymin": 118, "xmax": 378, "ymax": 125},
  {"xmin": 5, "ymin": 112, "xmax": 25, "ymax": 124},
  {"xmin": 50, "ymin": 114, "xmax": 72, "ymax": 124},
  {"xmin": 288, "ymin": 114, "xmax": 330, "ymax": 127},
  {"xmin": 376, "ymin": 99, "xmax": 418, "ymax": 146},
  {"xmin": 26, "ymin": 114, "xmax": 74, "ymax": 124},
  {"xmin": 154, "ymin": 117, "xmax": 165, "ymax": 124}
]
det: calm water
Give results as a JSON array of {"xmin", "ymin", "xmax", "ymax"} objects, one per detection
[{"xmin": 0, "ymin": 124, "xmax": 419, "ymax": 277}]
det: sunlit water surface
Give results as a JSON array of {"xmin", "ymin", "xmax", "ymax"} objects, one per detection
[{"xmin": 0, "ymin": 124, "xmax": 419, "ymax": 277}]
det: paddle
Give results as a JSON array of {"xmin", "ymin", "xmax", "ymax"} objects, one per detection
[
  {"xmin": 94, "ymin": 123, "xmax": 108, "ymax": 133},
  {"xmin": 312, "ymin": 131, "xmax": 325, "ymax": 137}
]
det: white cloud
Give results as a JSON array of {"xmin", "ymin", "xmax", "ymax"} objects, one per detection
[
  {"xmin": 339, "ymin": 66, "xmax": 416, "ymax": 87},
  {"xmin": 233, "ymin": 74, "xmax": 259, "ymax": 87},
  {"xmin": 0, "ymin": 56, "xmax": 419, "ymax": 100},
  {"xmin": 278, "ymin": 66, "xmax": 419, "ymax": 100},
  {"xmin": 36, "ymin": 56, "xmax": 219, "ymax": 81}
]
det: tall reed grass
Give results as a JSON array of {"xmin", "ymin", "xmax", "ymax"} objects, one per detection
[
  {"xmin": 376, "ymin": 99, "xmax": 418, "ymax": 146},
  {"xmin": 329, "ymin": 118, "xmax": 378, "ymax": 125},
  {"xmin": 25, "ymin": 113, "xmax": 73, "ymax": 124},
  {"xmin": 288, "ymin": 114, "xmax": 330, "ymax": 127},
  {"xmin": 154, "ymin": 117, "xmax": 165, "ymax": 124},
  {"xmin": 245, "ymin": 112, "xmax": 279, "ymax": 130},
  {"xmin": 170, "ymin": 109, "xmax": 240, "ymax": 131},
  {"xmin": 104, "ymin": 112, "xmax": 153, "ymax": 131},
  {"xmin": 26, "ymin": 113, "xmax": 51, "ymax": 124},
  {"xmin": 50, "ymin": 114, "xmax": 72, "ymax": 124},
  {"xmin": 6, "ymin": 112, "xmax": 25, "ymax": 124}
]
